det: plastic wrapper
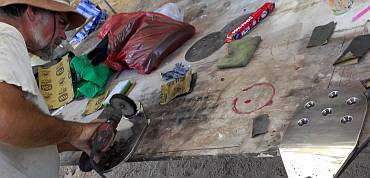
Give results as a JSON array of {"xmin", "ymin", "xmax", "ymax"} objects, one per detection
[
  {"xmin": 154, "ymin": 3, "xmax": 184, "ymax": 22},
  {"xmin": 70, "ymin": 55, "xmax": 113, "ymax": 98},
  {"xmin": 71, "ymin": 0, "xmax": 107, "ymax": 45}
]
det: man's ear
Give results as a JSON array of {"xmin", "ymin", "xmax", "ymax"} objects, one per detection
[{"xmin": 25, "ymin": 6, "xmax": 39, "ymax": 22}]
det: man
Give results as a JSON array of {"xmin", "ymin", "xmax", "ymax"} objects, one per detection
[{"xmin": 0, "ymin": 0, "xmax": 112, "ymax": 177}]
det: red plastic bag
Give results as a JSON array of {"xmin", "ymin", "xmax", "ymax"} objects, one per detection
[{"xmin": 99, "ymin": 12, "xmax": 195, "ymax": 74}]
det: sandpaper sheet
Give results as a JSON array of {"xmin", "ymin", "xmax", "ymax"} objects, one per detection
[
  {"xmin": 38, "ymin": 56, "xmax": 74, "ymax": 109},
  {"xmin": 334, "ymin": 34, "xmax": 370, "ymax": 65},
  {"xmin": 252, "ymin": 114, "xmax": 270, "ymax": 138},
  {"xmin": 307, "ymin": 21, "xmax": 336, "ymax": 48},
  {"xmin": 83, "ymin": 88, "xmax": 111, "ymax": 116}
]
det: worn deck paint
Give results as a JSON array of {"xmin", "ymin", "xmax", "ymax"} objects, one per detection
[{"xmin": 60, "ymin": 0, "xmax": 370, "ymax": 162}]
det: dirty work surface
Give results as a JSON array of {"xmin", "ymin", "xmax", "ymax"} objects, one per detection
[
  {"xmin": 61, "ymin": 0, "xmax": 370, "ymax": 166},
  {"xmin": 131, "ymin": 0, "xmax": 370, "ymax": 159},
  {"xmin": 132, "ymin": 0, "xmax": 327, "ymax": 158}
]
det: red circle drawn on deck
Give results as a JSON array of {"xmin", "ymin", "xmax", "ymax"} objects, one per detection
[{"xmin": 232, "ymin": 82, "xmax": 275, "ymax": 114}]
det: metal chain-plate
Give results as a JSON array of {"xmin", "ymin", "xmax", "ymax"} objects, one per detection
[{"xmin": 279, "ymin": 82, "xmax": 368, "ymax": 178}]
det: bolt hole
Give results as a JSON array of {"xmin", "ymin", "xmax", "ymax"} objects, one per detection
[
  {"xmin": 322, "ymin": 108, "xmax": 333, "ymax": 116},
  {"xmin": 346, "ymin": 97, "xmax": 359, "ymax": 105},
  {"xmin": 341, "ymin": 115, "xmax": 353, "ymax": 124},
  {"xmin": 305, "ymin": 101, "xmax": 315, "ymax": 109},
  {"xmin": 298, "ymin": 118, "xmax": 309, "ymax": 126},
  {"xmin": 328, "ymin": 91, "xmax": 339, "ymax": 98}
]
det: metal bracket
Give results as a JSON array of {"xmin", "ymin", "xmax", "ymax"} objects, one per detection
[{"xmin": 279, "ymin": 82, "xmax": 368, "ymax": 178}]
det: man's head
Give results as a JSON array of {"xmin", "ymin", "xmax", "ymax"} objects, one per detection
[{"xmin": 0, "ymin": 0, "xmax": 85, "ymax": 60}]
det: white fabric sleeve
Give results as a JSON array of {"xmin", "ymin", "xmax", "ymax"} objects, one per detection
[{"xmin": 0, "ymin": 29, "xmax": 39, "ymax": 96}]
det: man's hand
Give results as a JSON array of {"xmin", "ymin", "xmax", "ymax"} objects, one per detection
[
  {"xmin": 58, "ymin": 119, "xmax": 115, "ymax": 154},
  {"xmin": 0, "ymin": 82, "xmax": 115, "ymax": 153},
  {"xmin": 69, "ymin": 122, "xmax": 115, "ymax": 155}
]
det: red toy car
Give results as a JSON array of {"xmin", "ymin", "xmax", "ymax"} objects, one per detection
[{"xmin": 225, "ymin": 2, "xmax": 275, "ymax": 43}]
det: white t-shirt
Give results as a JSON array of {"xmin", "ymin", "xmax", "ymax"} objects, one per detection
[{"xmin": 0, "ymin": 22, "xmax": 59, "ymax": 178}]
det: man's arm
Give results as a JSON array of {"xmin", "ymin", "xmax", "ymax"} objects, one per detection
[{"xmin": 0, "ymin": 82, "xmax": 100, "ymax": 152}]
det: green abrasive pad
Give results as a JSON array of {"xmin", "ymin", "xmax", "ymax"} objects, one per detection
[{"xmin": 217, "ymin": 36, "xmax": 261, "ymax": 69}]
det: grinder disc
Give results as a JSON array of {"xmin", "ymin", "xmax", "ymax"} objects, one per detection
[{"xmin": 110, "ymin": 94, "xmax": 137, "ymax": 117}]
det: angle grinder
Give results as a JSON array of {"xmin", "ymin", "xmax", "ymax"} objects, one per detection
[{"xmin": 79, "ymin": 94, "xmax": 138, "ymax": 177}]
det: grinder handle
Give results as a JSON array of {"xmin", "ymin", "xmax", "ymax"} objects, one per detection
[{"xmin": 89, "ymin": 122, "xmax": 116, "ymax": 153}]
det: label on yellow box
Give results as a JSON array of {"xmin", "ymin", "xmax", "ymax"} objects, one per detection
[
  {"xmin": 160, "ymin": 70, "xmax": 192, "ymax": 105},
  {"xmin": 38, "ymin": 56, "xmax": 74, "ymax": 109}
]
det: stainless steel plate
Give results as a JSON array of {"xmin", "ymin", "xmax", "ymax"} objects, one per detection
[{"xmin": 279, "ymin": 82, "xmax": 367, "ymax": 178}]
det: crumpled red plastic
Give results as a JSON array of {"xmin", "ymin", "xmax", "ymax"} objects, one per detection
[{"xmin": 99, "ymin": 12, "xmax": 195, "ymax": 74}]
